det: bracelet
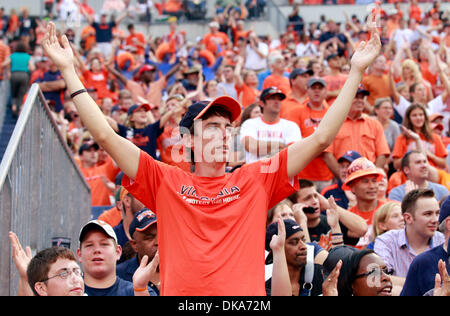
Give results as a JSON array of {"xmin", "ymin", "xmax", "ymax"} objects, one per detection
[
  {"xmin": 133, "ymin": 286, "xmax": 148, "ymax": 292},
  {"xmin": 70, "ymin": 88, "xmax": 88, "ymax": 99},
  {"xmin": 331, "ymin": 233, "xmax": 343, "ymax": 236}
]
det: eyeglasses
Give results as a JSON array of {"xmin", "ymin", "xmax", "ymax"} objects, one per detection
[
  {"xmin": 41, "ymin": 268, "xmax": 84, "ymax": 282},
  {"xmin": 354, "ymin": 267, "xmax": 393, "ymax": 279}
]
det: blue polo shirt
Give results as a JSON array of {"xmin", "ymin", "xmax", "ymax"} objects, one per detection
[{"xmin": 400, "ymin": 245, "xmax": 449, "ymax": 296}]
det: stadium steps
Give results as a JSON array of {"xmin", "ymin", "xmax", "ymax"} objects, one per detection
[{"xmin": 0, "ymin": 107, "xmax": 16, "ymax": 163}]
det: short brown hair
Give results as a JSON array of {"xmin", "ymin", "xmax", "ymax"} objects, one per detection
[
  {"xmin": 27, "ymin": 247, "xmax": 78, "ymax": 296},
  {"xmin": 401, "ymin": 188, "xmax": 435, "ymax": 216}
]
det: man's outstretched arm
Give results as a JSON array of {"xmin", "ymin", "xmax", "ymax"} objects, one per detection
[
  {"xmin": 42, "ymin": 22, "xmax": 140, "ymax": 180},
  {"xmin": 287, "ymin": 21, "xmax": 381, "ymax": 178}
]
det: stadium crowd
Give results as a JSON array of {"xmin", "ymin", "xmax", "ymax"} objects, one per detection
[{"xmin": 2, "ymin": 0, "xmax": 450, "ymax": 297}]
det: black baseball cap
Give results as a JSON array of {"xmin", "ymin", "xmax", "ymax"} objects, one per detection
[
  {"xmin": 78, "ymin": 142, "xmax": 99, "ymax": 155},
  {"xmin": 260, "ymin": 87, "xmax": 286, "ymax": 102}
]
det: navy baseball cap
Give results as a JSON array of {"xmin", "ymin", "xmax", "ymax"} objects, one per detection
[
  {"xmin": 289, "ymin": 68, "xmax": 313, "ymax": 81},
  {"xmin": 265, "ymin": 219, "xmax": 303, "ymax": 264},
  {"xmin": 129, "ymin": 208, "xmax": 157, "ymax": 237},
  {"xmin": 338, "ymin": 150, "xmax": 362, "ymax": 163},
  {"xmin": 356, "ymin": 84, "xmax": 370, "ymax": 96},
  {"xmin": 179, "ymin": 96, "xmax": 242, "ymax": 133},
  {"xmin": 439, "ymin": 195, "xmax": 450, "ymax": 225},
  {"xmin": 127, "ymin": 103, "xmax": 152, "ymax": 116},
  {"xmin": 260, "ymin": 87, "xmax": 286, "ymax": 101},
  {"xmin": 78, "ymin": 142, "xmax": 99, "ymax": 155}
]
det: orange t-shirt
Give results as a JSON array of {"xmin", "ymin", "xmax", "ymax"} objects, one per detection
[
  {"xmin": 280, "ymin": 93, "xmax": 307, "ymax": 119},
  {"xmin": 387, "ymin": 171, "xmax": 407, "ymax": 194},
  {"xmin": 409, "ymin": 5, "xmax": 421, "ymax": 21},
  {"xmin": 361, "ymin": 74, "xmax": 390, "ymax": 106},
  {"xmin": 325, "ymin": 114, "xmax": 391, "ymax": 163},
  {"xmin": 349, "ymin": 201, "xmax": 385, "ymax": 249},
  {"xmin": 79, "ymin": 157, "xmax": 120, "ymax": 206},
  {"xmin": 82, "ymin": 69, "xmax": 109, "ymax": 99},
  {"xmin": 97, "ymin": 206, "xmax": 122, "ymax": 227},
  {"xmin": 0, "ymin": 42, "xmax": 10, "ymax": 81},
  {"xmin": 392, "ymin": 133, "xmax": 447, "ymax": 168},
  {"xmin": 126, "ymin": 32, "xmax": 146, "ymax": 56},
  {"xmin": 236, "ymin": 83, "xmax": 260, "ymax": 109},
  {"xmin": 122, "ymin": 148, "xmax": 299, "ymax": 296},
  {"xmin": 202, "ymin": 32, "xmax": 229, "ymax": 56},
  {"xmin": 322, "ymin": 73, "xmax": 348, "ymax": 105},
  {"xmin": 262, "ymin": 74, "xmax": 291, "ymax": 97},
  {"xmin": 81, "ymin": 26, "xmax": 96, "ymax": 51},
  {"xmin": 285, "ymin": 103, "xmax": 333, "ymax": 181}
]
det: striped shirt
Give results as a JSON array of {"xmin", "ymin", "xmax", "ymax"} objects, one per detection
[{"xmin": 373, "ymin": 228, "xmax": 445, "ymax": 277}]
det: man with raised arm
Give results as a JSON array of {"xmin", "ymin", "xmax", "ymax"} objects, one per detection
[{"xmin": 41, "ymin": 20, "xmax": 381, "ymax": 296}]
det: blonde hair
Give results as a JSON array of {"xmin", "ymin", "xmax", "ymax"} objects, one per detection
[
  {"xmin": 372, "ymin": 202, "xmax": 401, "ymax": 240},
  {"xmin": 401, "ymin": 59, "xmax": 422, "ymax": 83}
]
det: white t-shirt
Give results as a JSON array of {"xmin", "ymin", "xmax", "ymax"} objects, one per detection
[
  {"xmin": 245, "ymin": 42, "xmax": 269, "ymax": 71},
  {"xmin": 240, "ymin": 117, "xmax": 302, "ymax": 164}
]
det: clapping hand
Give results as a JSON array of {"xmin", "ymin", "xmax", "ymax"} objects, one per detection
[{"xmin": 350, "ymin": 14, "xmax": 381, "ymax": 73}]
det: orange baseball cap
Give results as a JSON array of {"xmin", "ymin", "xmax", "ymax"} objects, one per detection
[{"xmin": 342, "ymin": 157, "xmax": 384, "ymax": 190}]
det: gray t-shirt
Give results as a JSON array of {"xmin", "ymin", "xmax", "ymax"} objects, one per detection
[
  {"xmin": 384, "ymin": 120, "xmax": 402, "ymax": 152},
  {"xmin": 388, "ymin": 181, "xmax": 449, "ymax": 202}
]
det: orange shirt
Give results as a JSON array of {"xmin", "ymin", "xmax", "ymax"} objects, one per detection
[
  {"xmin": 0, "ymin": 42, "xmax": 10, "ymax": 81},
  {"xmin": 361, "ymin": 74, "xmax": 390, "ymax": 106},
  {"xmin": 236, "ymin": 83, "xmax": 260, "ymax": 109},
  {"xmin": 387, "ymin": 171, "xmax": 407, "ymax": 194},
  {"xmin": 202, "ymin": 32, "xmax": 229, "ymax": 56},
  {"xmin": 97, "ymin": 206, "xmax": 122, "ymax": 228},
  {"xmin": 349, "ymin": 201, "xmax": 385, "ymax": 249},
  {"xmin": 409, "ymin": 5, "xmax": 421, "ymax": 21},
  {"xmin": 126, "ymin": 32, "xmax": 146, "ymax": 56},
  {"xmin": 78, "ymin": 157, "xmax": 120, "ymax": 206},
  {"xmin": 82, "ymin": 68, "xmax": 109, "ymax": 99},
  {"xmin": 262, "ymin": 74, "xmax": 291, "ymax": 97},
  {"xmin": 280, "ymin": 93, "xmax": 307, "ymax": 119},
  {"xmin": 285, "ymin": 103, "xmax": 333, "ymax": 181},
  {"xmin": 392, "ymin": 133, "xmax": 447, "ymax": 168},
  {"xmin": 325, "ymin": 114, "xmax": 391, "ymax": 163},
  {"xmin": 81, "ymin": 25, "xmax": 96, "ymax": 51},
  {"xmin": 122, "ymin": 148, "xmax": 299, "ymax": 295},
  {"xmin": 322, "ymin": 73, "xmax": 348, "ymax": 105}
]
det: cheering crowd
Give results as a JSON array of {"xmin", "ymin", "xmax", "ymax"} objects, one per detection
[{"xmin": 2, "ymin": 0, "xmax": 450, "ymax": 297}]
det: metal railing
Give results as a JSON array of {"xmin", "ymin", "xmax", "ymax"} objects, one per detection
[{"xmin": 0, "ymin": 84, "xmax": 91, "ymax": 296}]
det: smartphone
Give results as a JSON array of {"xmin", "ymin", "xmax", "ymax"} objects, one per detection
[{"xmin": 302, "ymin": 206, "xmax": 317, "ymax": 214}]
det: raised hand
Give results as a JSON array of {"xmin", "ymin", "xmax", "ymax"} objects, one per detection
[
  {"xmin": 42, "ymin": 22, "xmax": 74, "ymax": 72},
  {"xmin": 270, "ymin": 216, "xmax": 286, "ymax": 254},
  {"xmin": 350, "ymin": 15, "xmax": 381, "ymax": 73},
  {"xmin": 132, "ymin": 252, "xmax": 160, "ymax": 292},
  {"xmin": 433, "ymin": 259, "xmax": 450, "ymax": 296},
  {"xmin": 9, "ymin": 231, "xmax": 32, "ymax": 280},
  {"xmin": 326, "ymin": 196, "xmax": 340, "ymax": 229},
  {"xmin": 322, "ymin": 259, "xmax": 342, "ymax": 296}
]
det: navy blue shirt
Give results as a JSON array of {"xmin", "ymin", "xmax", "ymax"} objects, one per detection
[
  {"xmin": 93, "ymin": 21, "xmax": 116, "ymax": 43},
  {"xmin": 84, "ymin": 277, "xmax": 157, "ymax": 296},
  {"xmin": 35, "ymin": 70, "xmax": 65, "ymax": 113},
  {"xmin": 117, "ymin": 121, "xmax": 164, "ymax": 159},
  {"xmin": 321, "ymin": 180, "xmax": 349, "ymax": 210},
  {"xmin": 400, "ymin": 245, "xmax": 449, "ymax": 296},
  {"xmin": 116, "ymin": 256, "xmax": 160, "ymax": 295}
]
